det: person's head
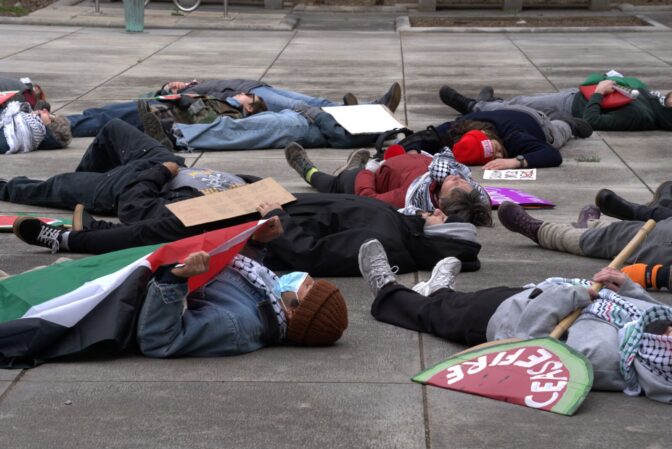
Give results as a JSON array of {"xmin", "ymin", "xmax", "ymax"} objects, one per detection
[
  {"xmin": 452, "ymin": 129, "xmax": 504, "ymax": 165},
  {"xmin": 419, "ymin": 209, "xmax": 448, "ymax": 226},
  {"xmin": 44, "ymin": 114, "xmax": 72, "ymax": 147},
  {"xmin": 439, "ymin": 174, "xmax": 474, "ymax": 200},
  {"xmin": 233, "ymin": 93, "xmax": 267, "ymax": 116},
  {"xmin": 439, "ymin": 188, "xmax": 493, "ymax": 227},
  {"xmin": 275, "ymin": 273, "xmax": 348, "ymax": 346}
]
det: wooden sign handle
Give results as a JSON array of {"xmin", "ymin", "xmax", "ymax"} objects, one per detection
[{"xmin": 549, "ymin": 219, "xmax": 656, "ymax": 339}]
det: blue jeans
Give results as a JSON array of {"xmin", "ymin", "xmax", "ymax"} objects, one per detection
[
  {"xmin": 67, "ymin": 101, "xmax": 143, "ymax": 137},
  {"xmin": 249, "ymin": 86, "xmax": 340, "ymax": 112},
  {"xmin": 138, "ymin": 268, "xmax": 269, "ymax": 357},
  {"xmin": 175, "ymin": 110, "xmax": 376, "ymax": 150},
  {"xmin": 0, "ymin": 119, "xmax": 183, "ymax": 214}
]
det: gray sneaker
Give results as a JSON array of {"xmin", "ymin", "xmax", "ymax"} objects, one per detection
[
  {"xmin": 285, "ymin": 142, "xmax": 316, "ymax": 183},
  {"xmin": 333, "ymin": 149, "xmax": 371, "ymax": 176},
  {"xmin": 412, "ymin": 257, "xmax": 462, "ymax": 296},
  {"xmin": 358, "ymin": 239, "xmax": 398, "ymax": 298}
]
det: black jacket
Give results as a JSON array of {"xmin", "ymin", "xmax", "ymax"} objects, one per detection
[{"xmin": 263, "ymin": 193, "xmax": 481, "ymax": 276}]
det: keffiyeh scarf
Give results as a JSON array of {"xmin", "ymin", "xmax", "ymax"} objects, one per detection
[
  {"xmin": 1, "ymin": 101, "xmax": 45, "ymax": 154},
  {"xmin": 228, "ymin": 254, "xmax": 287, "ymax": 339}
]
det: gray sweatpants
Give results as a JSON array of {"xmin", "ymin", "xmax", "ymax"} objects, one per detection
[{"xmin": 539, "ymin": 217, "xmax": 672, "ymax": 265}]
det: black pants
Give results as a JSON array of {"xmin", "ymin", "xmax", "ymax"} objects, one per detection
[
  {"xmin": 0, "ymin": 119, "xmax": 183, "ymax": 214},
  {"xmin": 635, "ymin": 201, "xmax": 672, "ymax": 222},
  {"xmin": 310, "ymin": 168, "xmax": 361, "ymax": 194},
  {"xmin": 371, "ymin": 284, "xmax": 525, "ymax": 346}
]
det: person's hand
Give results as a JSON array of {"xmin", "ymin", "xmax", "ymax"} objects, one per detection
[
  {"xmin": 162, "ymin": 161, "xmax": 180, "ymax": 177},
  {"xmin": 163, "ymin": 81, "xmax": 188, "ymax": 93},
  {"xmin": 595, "ymin": 80, "xmax": 616, "ymax": 96},
  {"xmin": 592, "ymin": 266, "xmax": 627, "ymax": 292},
  {"xmin": 171, "ymin": 251, "xmax": 210, "ymax": 278},
  {"xmin": 256, "ymin": 201, "xmax": 282, "ymax": 217},
  {"xmin": 162, "ymin": 161, "xmax": 180, "ymax": 178},
  {"xmin": 664, "ymin": 326, "xmax": 672, "ymax": 337},
  {"xmin": 482, "ymin": 158, "xmax": 521, "ymax": 170},
  {"xmin": 252, "ymin": 216, "xmax": 283, "ymax": 243},
  {"xmin": 33, "ymin": 109, "xmax": 52, "ymax": 125}
]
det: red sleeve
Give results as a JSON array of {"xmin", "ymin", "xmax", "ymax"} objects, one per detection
[{"xmin": 354, "ymin": 170, "xmax": 406, "ymax": 209}]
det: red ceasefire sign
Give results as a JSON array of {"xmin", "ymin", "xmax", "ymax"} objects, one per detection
[{"xmin": 413, "ymin": 337, "xmax": 593, "ymax": 416}]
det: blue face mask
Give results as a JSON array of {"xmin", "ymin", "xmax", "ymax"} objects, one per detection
[
  {"xmin": 225, "ymin": 97, "xmax": 242, "ymax": 108},
  {"xmin": 273, "ymin": 272, "xmax": 309, "ymax": 298}
]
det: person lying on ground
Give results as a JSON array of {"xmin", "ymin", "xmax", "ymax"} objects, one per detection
[
  {"xmin": 12, "ymin": 191, "xmax": 482, "ymax": 277},
  {"xmin": 497, "ymin": 197, "xmax": 672, "ymax": 271},
  {"xmin": 0, "ymin": 76, "xmax": 71, "ymax": 151},
  {"xmin": 439, "ymin": 76, "xmax": 672, "ymax": 132},
  {"xmin": 396, "ymin": 104, "xmax": 592, "ymax": 169},
  {"xmin": 66, "ymin": 79, "xmax": 401, "ymax": 138},
  {"xmin": 357, "ymin": 238, "xmax": 672, "ymax": 403},
  {"xmin": 139, "ymin": 244, "xmax": 348, "ymax": 357},
  {"xmin": 284, "ymin": 141, "xmax": 492, "ymax": 226}
]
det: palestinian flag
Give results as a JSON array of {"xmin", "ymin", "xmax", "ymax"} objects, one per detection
[{"xmin": 0, "ymin": 220, "xmax": 263, "ymax": 369}]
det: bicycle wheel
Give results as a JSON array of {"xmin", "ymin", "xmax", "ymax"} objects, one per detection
[{"xmin": 173, "ymin": 0, "xmax": 200, "ymax": 12}]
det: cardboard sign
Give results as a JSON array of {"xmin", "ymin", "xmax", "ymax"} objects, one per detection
[
  {"xmin": 321, "ymin": 104, "xmax": 406, "ymax": 134},
  {"xmin": 485, "ymin": 187, "xmax": 554, "ymax": 209},
  {"xmin": 166, "ymin": 178, "xmax": 296, "ymax": 227},
  {"xmin": 483, "ymin": 169, "xmax": 537, "ymax": 181}
]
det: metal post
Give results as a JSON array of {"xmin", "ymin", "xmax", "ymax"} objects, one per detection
[
  {"xmin": 94, "ymin": 0, "xmax": 101, "ymax": 14},
  {"xmin": 223, "ymin": 0, "xmax": 228, "ymax": 18}
]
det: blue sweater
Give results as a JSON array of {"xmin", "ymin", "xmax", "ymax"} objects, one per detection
[{"xmin": 448, "ymin": 110, "xmax": 562, "ymax": 168}]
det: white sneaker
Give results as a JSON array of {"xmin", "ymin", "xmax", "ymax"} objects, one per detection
[
  {"xmin": 358, "ymin": 239, "xmax": 398, "ymax": 298},
  {"xmin": 412, "ymin": 257, "xmax": 461, "ymax": 296}
]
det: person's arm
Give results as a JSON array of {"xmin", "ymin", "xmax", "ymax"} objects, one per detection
[
  {"xmin": 483, "ymin": 134, "xmax": 562, "ymax": 169},
  {"xmin": 116, "ymin": 162, "xmax": 185, "ymax": 223},
  {"xmin": 580, "ymin": 80, "xmax": 635, "ymax": 131},
  {"xmin": 354, "ymin": 170, "xmax": 406, "ymax": 209},
  {"xmin": 137, "ymin": 251, "xmax": 225, "ymax": 358}
]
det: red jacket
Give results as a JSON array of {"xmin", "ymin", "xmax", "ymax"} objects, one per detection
[{"xmin": 354, "ymin": 153, "xmax": 432, "ymax": 209}]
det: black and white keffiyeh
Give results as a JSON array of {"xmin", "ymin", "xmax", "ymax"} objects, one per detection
[
  {"xmin": 1, "ymin": 101, "xmax": 45, "ymax": 154},
  {"xmin": 228, "ymin": 254, "xmax": 287, "ymax": 339},
  {"xmin": 401, "ymin": 147, "xmax": 489, "ymax": 215}
]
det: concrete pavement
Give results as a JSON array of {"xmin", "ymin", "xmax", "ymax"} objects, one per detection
[{"xmin": 1, "ymin": 7, "xmax": 672, "ymax": 449}]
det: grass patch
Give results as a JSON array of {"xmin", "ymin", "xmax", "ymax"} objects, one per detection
[
  {"xmin": 575, "ymin": 154, "xmax": 601, "ymax": 163},
  {"xmin": 0, "ymin": 4, "xmax": 28, "ymax": 15}
]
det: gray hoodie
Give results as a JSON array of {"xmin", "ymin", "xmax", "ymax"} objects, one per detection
[{"xmin": 486, "ymin": 278, "xmax": 672, "ymax": 404}]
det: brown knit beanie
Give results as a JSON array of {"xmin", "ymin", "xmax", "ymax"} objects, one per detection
[
  {"xmin": 46, "ymin": 115, "xmax": 72, "ymax": 147},
  {"xmin": 286, "ymin": 280, "xmax": 348, "ymax": 346}
]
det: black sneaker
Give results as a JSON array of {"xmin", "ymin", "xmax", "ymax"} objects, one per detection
[
  {"xmin": 373, "ymin": 82, "xmax": 402, "ymax": 113},
  {"xmin": 343, "ymin": 93, "xmax": 358, "ymax": 106},
  {"xmin": 439, "ymin": 85, "xmax": 476, "ymax": 114},
  {"xmin": 648, "ymin": 181, "xmax": 672, "ymax": 207},
  {"xmin": 285, "ymin": 142, "xmax": 316, "ymax": 183},
  {"xmin": 13, "ymin": 217, "xmax": 66, "ymax": 253},
  {"xmin": 476, "ymin": 86, "xmax": 495, "ymax": 102},
  {"xmin": 137, "ymin": 100, "xmax": 175, "ymax": 151},
  {"xmin": 497, "ymin": 201, "xmax": 543, "ymax": 243},
  {"xmin": 595, "ymin": 189, "xmax": 639, "ymax": 220}
]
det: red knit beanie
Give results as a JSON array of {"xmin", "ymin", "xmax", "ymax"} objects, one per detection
[{"xmin": 453, "ymin": 130, "xmax": 495, "ymax": 165}]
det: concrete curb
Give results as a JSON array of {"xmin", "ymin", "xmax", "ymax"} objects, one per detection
[
  {"xmin": 0, "ymin": 5, "xmax": 298, "ymax": 30},
  {"xmin": 396, "ymin": 13, "xmax": 670, "ymax": 33}
]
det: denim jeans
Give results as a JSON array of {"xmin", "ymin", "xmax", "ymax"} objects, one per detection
[
  {"xmin": 249, "ymin": 86, "xmax": 340, "ymax": 112},
  {"xmin": 175, "ymin": 109, "xmax": 321, "ymax": 150},
  {"xmin": 0, "ymin": 119, "xmax": 183, "ymax": 214},
  {"xmin": 175, "ymin": 110, "xmax": 377, "ymax": 150},
  {"xmin": 67, "ymin": 101, "xmax": 143, "ymax": 137},
  {"xmin": 137, "ymin": 268, "xmax": 269, "ymax": 357}
]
